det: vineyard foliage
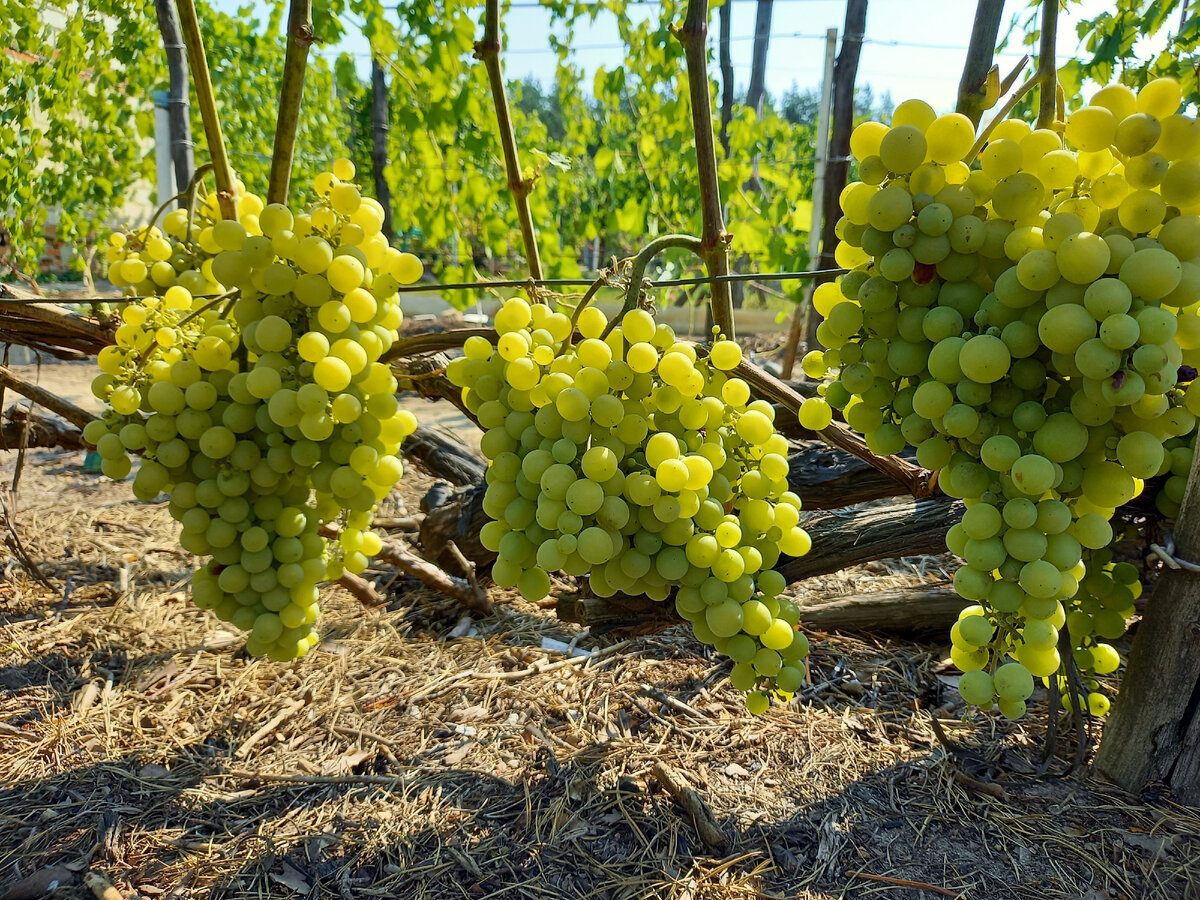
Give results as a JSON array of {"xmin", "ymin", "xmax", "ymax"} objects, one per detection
[
  {"xmin": 4, "ymin": 1, "xmax": 1196, "ymax": 287},
  {"xmin": 1, "ymin": 0, "xmax": 160, "ymax": 271}
]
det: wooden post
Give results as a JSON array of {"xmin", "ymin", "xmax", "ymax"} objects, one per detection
[
  {"xmin": 371, "ymin": 56, "xmax": 395, "ymax": 242},
  {"xmin": 174, "ymin": 0, "xmax": 237, "ymax": 219},
  {"xmin": 780, "ymin": 27, "xmax": 836, "ymax": 378},
  {"xmin": 1095, "ymin": 451, "xmax": 1200, "ymax": 801},
  {"xmin": 804, "ymin": 0, "xmax": 866, "ymax": 355},
  {"xmin": 744, "ymin": 0, "xmax": 774, "ymax": 117},
  {"xmin": 717, "ymin": 0, "xmax": 734, "ymax": 157}
]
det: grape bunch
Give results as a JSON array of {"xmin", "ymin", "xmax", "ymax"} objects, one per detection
[
  {"xmin": 87, "ymin": 159, "xmax": 420, "ymax": 660},
  {"xmin": 804, "ymin": 77, "xmax": 1200, "ymax": 717},
  {"xmin": 447, "ymin": 297, "xmax": 813, "ymax": 711}
]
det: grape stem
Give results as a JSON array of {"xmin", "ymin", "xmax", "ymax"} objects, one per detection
[
  {"xmin": 598, "ymin": 234, "xmax": 705, "ymax": 341},
  {"xmin": 964, "ymin": 73, "xmax": 1041, "ymax": 164},
  {"xmin": 674, "ymin": 0, "xmax": 735, "ymax": 341},
  {"xmin": 1034, "ymin": 0, "xmax": 1059, "ymax": 130},
  {"xmin": 267, "ymin": 0, "xmax": 315, "ymax": 206},
  {"xmin": 142, "ymin": 163, "xmax": 213, "ymax": 242},
  {"xmin": 174, "ymin": 0, "xmax": 237, "ymax": 220},
  {"xmin": 174, "ymin": 288, "xmax": 240, "ymax": 329},
  {"xmin": 567, "ymin": 269, "xmax": 621, "ymax": 336},
  {"xmin": 474, "ymin": 0, "xmax": 544, "ymax": 288}
]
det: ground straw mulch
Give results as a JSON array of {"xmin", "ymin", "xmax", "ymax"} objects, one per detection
[{"xmin": 1, "ymin": 445, "xmax": 1198, "ymax": 900}]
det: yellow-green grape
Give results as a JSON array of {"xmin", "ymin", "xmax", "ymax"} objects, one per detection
[
  {"xmin": 91, "ymin": 162, "xmax": 419, "ymax": 660},
  {"xmin": 446, "ymin": 293, "xmax": 812, "ymax": 710},
  {"xmin": 958, "ymin": 669, "xmax": 995, "ymax": 706}
]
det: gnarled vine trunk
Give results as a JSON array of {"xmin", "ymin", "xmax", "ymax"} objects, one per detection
[{"xmin": 1096, "ymin": 453, "xmax": 1200, "ymax": 802}]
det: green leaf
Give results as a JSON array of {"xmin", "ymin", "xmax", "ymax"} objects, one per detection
[{"xmin": 594, "ymin": 146, "xmax": 615, "ymax": 175}]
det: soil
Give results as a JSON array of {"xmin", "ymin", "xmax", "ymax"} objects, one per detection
[{"xmin": 0, "ymin": 364, "xmax": 1196, "ymax": 900}]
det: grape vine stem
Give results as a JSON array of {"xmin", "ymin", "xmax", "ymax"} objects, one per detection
[
  {"xmin": 267, "ymin": 0, "xmax": 314, "ymax": 206},
  {"xmin": 475, "ymin": 0, "xmax": 544, "ymax": 287},
  {"xmin": 1035, "ymin": 0, "xmax": 1059, "ymax": 130},
  {"xmin": 597, "ymin": 234, "xmax": 704, "ymax": 340},
  {"xmin": 965, "ymin": 73, "xmax": 1040, "ymax": 164},
  {"xmin": 675, "ymin": 0, "xmax": 735, "ymax": 341},
  {"xmin": 174, "ymin": 288, "xmax": 240, "ymax": 329},
  {"xmin": 174, "ymin": 0, "xmax": 237, "ymax": 220},
  {"xmin": 142, "ymin": 163, "xmax": 213, "ymax": 240}
]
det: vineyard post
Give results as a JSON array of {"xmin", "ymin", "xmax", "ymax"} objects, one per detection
[
  {"xmin": 717, "ymin": 0, "xmax": 734, "ymax": 156},
  {"xmin": 955, "ymin": 0, "xmax": 1005, "ymax": 126},
  {"xmin": 803, "ymin": 0, "xmax": 867, "ymax": 356},
  {"xmin": 475, "ymin": 0, "xmax": 544, "ymax": 283},
  {"xmin": 371, "ymin": 57, "xmax": 395, "ymax": 242},
  {"xmin": 153, "ymin": 0, "xmax": 195, "ymax": 195},
  {"xmin": 780, "ymin": 27, "xmax": 836, "ymax": 379},
  {"xmin": 676, "ymin": 0, "xmax": 734, "ymax": 341},
  {"xmin": 744, "ymin": 0, "xmax": 774, "ymax": 117},
  {"xmin": 1034, "ymin": 0, "xmax": 1059, "ymax": 129},
  {"xmin": 174, "ymin": 0, "xmax": 237, "ymax": 219},
  {"xmin": 267, "ymin": 0, "xmax": 315, "ymax": 206}
]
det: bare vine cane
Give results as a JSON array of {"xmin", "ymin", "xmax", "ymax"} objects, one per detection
[
  {"xmin": 174, "ymin": 0, "xmax": 237, "ymax": 219},
  {"xmin": 474, "ymin": 0, "xmax": 544, "ymax": 290}
]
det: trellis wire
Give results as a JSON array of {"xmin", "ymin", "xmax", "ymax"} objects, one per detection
[{"xmin": 0, "ymin": 266, "xmax": 847, "ymax": 307}]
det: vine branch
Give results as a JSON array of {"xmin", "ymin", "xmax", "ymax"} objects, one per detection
[
  {"xmin": 966, "ymin": 73, "xmax": 1041, "ymax": 162},
  {"xmin": 1035, "ymin": 0, "xmax": 1059, "ymax": 130},
  {"xmin": 674, "ymin": 0, "xmax": 734, "ymax": 340},
  {"xmin": 596, "ymin": 234, "xmax": 705, "ymax": 339},
  {"xmin": 955, "ymin": 0, "xmax": 1005, "ymax": 126},
  {"xmin": 474, "ymin": 0, "xmax": 544, "ymax": 285},
  {"xmin": 268, "ymin": 0, "xmax": 315, "ymax": 206},
  {"xmin": 175, "ymin": 0, "xmax": 237, "ymax": 220},
  {"xmin": 728, "ymin": 360, "xmax": 936, "ymax": 498}
]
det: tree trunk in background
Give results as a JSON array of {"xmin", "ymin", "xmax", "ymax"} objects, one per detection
[
  {"xmin": 718, "ymin": 0, "xmax": 734, "ymax": 157},
  {"xmin": 1095, "ymin": 439, "xmax": 1200, "ymax": 803},
  {"xmin": 154, "ymin": 0, "xmax": 195, "ymax": 195},
  {"xmin": 371, "ymin": 56, "xmax": 395, "ymax": 242},
  {"xmin": 804, "ymin": 0, "xmax": 867, "ymax": 353},
  {"xmin": 744, "ymin": 0, "xmax": 774, "ymax": 116},
  {"xmin": 955, "ymin": 0, "xmax": 1005, "ymax": 126}
]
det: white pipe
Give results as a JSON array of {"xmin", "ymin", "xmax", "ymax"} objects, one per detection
[
  {"xmin": 153, "ymin": 89, "xmax": 172, "ymax": 218},
  {"xmin": 808, "ymin": 28, "xmax": 837, "ymax": 278}
]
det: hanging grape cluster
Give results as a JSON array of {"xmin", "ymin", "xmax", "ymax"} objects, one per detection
[
  {"xmin": 87, "ymin": 160, "xmax": 420, "ymax": 659},
  {"xmin": 447, "ymin": 298, "xmax": 813, "ymax": 711},
  {"xmin": 802, "ymin": 77, "xmax": 1200, "ymax": 717}
]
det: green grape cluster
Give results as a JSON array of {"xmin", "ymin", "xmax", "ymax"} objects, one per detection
[
  {"xmin": 86, "ymin": 159, "xmax": 420, "ymax": 660},
  {"xmin": 803, "ymin": 78, "xmax": 1200, "ymax": 717},
  {"xmin": 1155, "ymin": 430, "xmax": 1196, "ymax": 517},
  {"xmin": 447, "ymin": 297, "xmax": 813, "ymax": 711}
]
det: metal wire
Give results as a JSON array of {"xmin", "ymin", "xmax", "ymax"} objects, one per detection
[
  {"xmin": 0, "ymin": 266, "xmax": 847, "ymax": 306},
  {"xmin": 394, "ymin": 265, "xmax": 847, "ymax": 292}
]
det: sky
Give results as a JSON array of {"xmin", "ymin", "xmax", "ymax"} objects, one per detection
[{"xmin": 210, "ymin": 0, "xmax": 1122, "ymax": 113}]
